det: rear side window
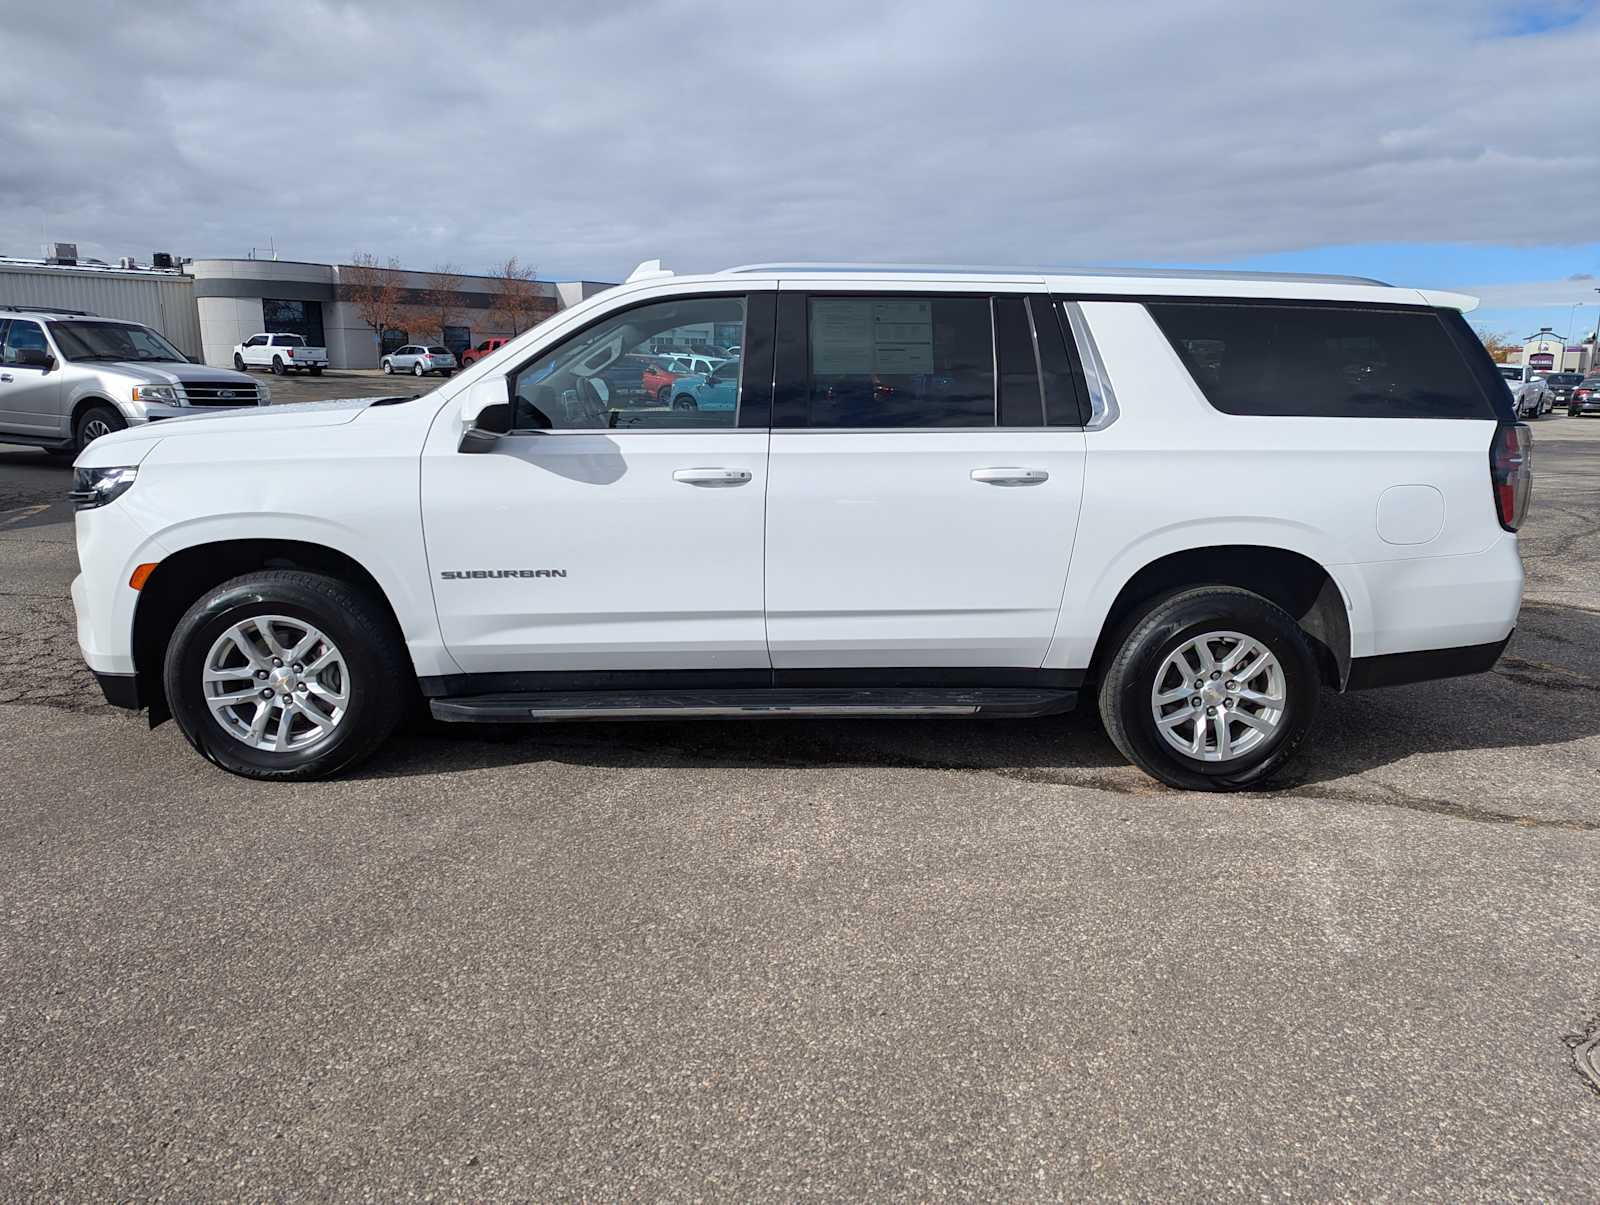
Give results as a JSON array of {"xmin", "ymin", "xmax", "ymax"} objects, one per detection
[
  {"xmin": 806, "ymin": 296, "xmax": 993, "ymax": 427},
  {"xmin": 1146, "ymin": 302, "xmax": 1501, "ymax": 420},
  {"xmin": 271, "ymin": 334, "xmax": 306, "ymax": 346}
]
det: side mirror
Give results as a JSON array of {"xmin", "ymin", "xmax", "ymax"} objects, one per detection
[
  {"xmin": 16, "ymin": 347, "xmax": 53, "ymax": 371},
  {"xmin": 458, "ymin": 375, "xmax": 515, "ymax": 454}
]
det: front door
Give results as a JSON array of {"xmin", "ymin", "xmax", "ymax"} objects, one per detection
[
  {"xmin": 422, "ymin": 289, "xmax": 775, "ymax": 676},
  {"xmin": 763, "ymin": 290, "xmax": 1087, "ymax": 670},
  {"xmin": 0, "ymin": 320, "xmax": 64, "ymax": 438}
]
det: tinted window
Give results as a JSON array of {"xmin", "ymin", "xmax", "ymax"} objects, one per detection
[
  {"xmin": 1031, "ymin": 297, "xmax": 1088, "ymax": 426},
  {"xmin": 806, "ymin": 296, "xmax": 993, "ymax": 427},
  {"xmin": 1147, "ymin": 302, "xmax": 1499, "ymax": 420},
  {"xmin": 1547, "ymin": 373, "xmax": 1583, "ymax": 386},
  {"xmin": 510, "ymin": 295, "xmax": 747, "ymax": 430},
  {"xmin": 427, "ymin": 346, "xmax": 449, "ymax": 355},
  {"xmin": 2, "ymin": 320, "xmax": 48, "ymax": 365},
  {"xmin": 271, "ymin": 334, "xmax": 306, "ymax": 346},
  {"xmin": 995, "ymin": 297, "xmax": 1042, "ymax": 427}
]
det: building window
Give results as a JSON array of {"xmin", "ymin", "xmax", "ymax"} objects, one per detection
[
  {"xmin": 381, "ymin": 328, "xmax": 408, "ymax": 354},
  {"xmin": 442, "ymin": 325, "xmax": 470, "ymax": 357},
  {"xmin": 263, "ymin": 298, "xmax": 326, "ymax": 347}
]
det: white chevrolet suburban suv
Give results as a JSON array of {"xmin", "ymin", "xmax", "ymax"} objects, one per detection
[{"xmin": 69, "ymin": 263, "xmax": 1529, "ymax": 791}]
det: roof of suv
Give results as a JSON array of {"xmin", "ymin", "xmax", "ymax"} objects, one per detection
[{"xmin": 621, "ymin": 260, "xmax": 1478, "ymax": 312}]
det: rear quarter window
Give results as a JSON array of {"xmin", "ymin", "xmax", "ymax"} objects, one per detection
[{"xmin": 1146, "ymin": 301, "xmax": 1503, "ymax": 420}]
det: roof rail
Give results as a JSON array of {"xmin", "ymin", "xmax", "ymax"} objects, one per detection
[
  {"xmin": 720, "ymin": 262, "xmax": 1392, "ymax": 287},
  {"xmin": 0, "ymin": 303, "xmax": 97, "ymax": 316},
  {"xmin": 625, "ymin": 259, "xmax": 673, "ymax": 284}
]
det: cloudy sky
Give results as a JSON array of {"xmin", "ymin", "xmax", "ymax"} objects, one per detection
[{"xmin": 4, "ymin": 0, "xmax": 1600, "ymax": 339}]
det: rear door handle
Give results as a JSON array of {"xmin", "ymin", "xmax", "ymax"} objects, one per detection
[
  {"xmin": 673, "ymin": 467, "xmax": 752, "ymax": 487},
  {"xmin": 0, "ymin": 374, "xmax": 12, "ymax": 383},
  {"xmin": 971, "ymin": 467, "xmax": 1049, "ymax": 486}
]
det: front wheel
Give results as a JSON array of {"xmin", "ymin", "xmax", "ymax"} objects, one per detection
[
  {"xmin": 672, "ymin": 394, "xmax": 697, "ymax": 411},
  {"xmin": 271, "ymin": 357, "xmax": 286, "ymax": 375},
  {"xmin": 413, "ymin": 362, "xmax": 425, "ymax": 377},
  {"xmin": 382, "ymin": 360, "xmax": 393, "ymax": 374},
  {"xmin": 1097, "ymin": 586, "xmax": 1320, "ymax": 791},
  {"xmin": 163, "ymin": 570, "xmax": 409, "ymax": 780},
  {"xmin": 75, "ymin": 403, "xmax": 127, "ymax": 452},
  {"xmin": 233, "ymin": 353, "xmax": 247, "ymax": 371}
]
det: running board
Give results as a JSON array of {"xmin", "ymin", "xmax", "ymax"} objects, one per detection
[{"xmin": 428, "ymin": 687, "xmax": 1078, "ymax": 724}]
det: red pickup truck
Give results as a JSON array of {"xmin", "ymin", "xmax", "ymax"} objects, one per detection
[{"xmin": 460, "ymin": 337, "xmax": 510, "ymax": 367}]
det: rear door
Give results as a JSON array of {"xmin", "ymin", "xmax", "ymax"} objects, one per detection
[{"xmin": 763, "ymin": 286, "xmax": 1088, "ymax": 669}]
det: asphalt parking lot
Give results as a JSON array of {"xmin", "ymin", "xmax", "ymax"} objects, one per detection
[{"xmin": 1, "ymin": 396, "xmax": 1596, "ymax": 1197}]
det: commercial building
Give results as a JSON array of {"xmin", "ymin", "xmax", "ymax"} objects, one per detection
[
  {"xmin": 1507, "ymin": 328, "xmax": 1596, "ymax": 376},
  {"xmin": 0, "ymin": 249, "xmax": 613, "ymax": 369}
]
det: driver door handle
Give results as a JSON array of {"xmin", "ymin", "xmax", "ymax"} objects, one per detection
[
  {"xmin": 673, "ymin": 467, "xmax": 752, "ymax": 487},
  {"xmin": 0, "ymin": 374, "xmax": 11, "ymax": 383},
  {"xmin": 971, "ymin": 467, "xmax": 1049, "ymax": 486}
]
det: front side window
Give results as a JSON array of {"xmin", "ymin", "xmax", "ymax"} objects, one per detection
[
  {"xmin": 805, "ymin": 296, "xmax": 993, "ymax": 427},
  {"xmin": 510, "ymin": 295, "xmax": 746, "ymax": 430},
  {"xmin": 48, "ymin": 320, "xmax": 185, "ymax": 364},
  {"xmin": 1148, "ymin": 302, "xmax": 1499, "ymax": 419},
  {"xmin": 2, "ymin": 320, "xmax": 49, "ymax": 366}
]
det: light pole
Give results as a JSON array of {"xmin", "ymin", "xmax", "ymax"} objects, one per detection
[{"xmin": 1567, "ymin": 303, "xmax": 1583, "ymax": 372}]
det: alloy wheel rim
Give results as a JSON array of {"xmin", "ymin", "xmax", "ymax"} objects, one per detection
[
  {"xmin": 82, "ymin": 419, "xmax": 112, "ymax": 443},
  {"xmin": 1150, "ymin": 630, "xmax": 1286, "ymax": 763},
  {"xmin": 202, "ymin": 615, "xmax": 349, "ymax": 753}
]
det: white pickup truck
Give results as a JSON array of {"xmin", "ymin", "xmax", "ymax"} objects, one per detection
[{"xmin": 233, "ymin": 333, "xmax": 328, "ymax": 376}]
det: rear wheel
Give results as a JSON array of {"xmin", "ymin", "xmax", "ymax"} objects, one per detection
[
  {"xmin": 310, "ymin": 366, "xmax": 323, "ymax": 376},
  {"xmin": 271, "ymin": 356, "xmax": 286, "ymax": 375},
  {"xmin": 1097, "ymin": 586, "xmax": 1320, "ymax": 791},
  {"xmin": 656, "ymin": 385, "xmax": 671, "ymax": 402},
  {"xmin": 74, "ymin": 404, "xmax": 126, "ymax": 452},
  {"xmin": 163, "ymin": 570, "xmax": 408, "ymax": 780}
]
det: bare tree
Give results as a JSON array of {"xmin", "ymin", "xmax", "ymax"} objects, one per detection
[
  {"xmin": 407, "ymin": 263, "xmax": 466, "ymax": 346},
  {"xmin": 1474, "ymin": 327, "xmax": 1516, "ymax": 363},
  {"xmin": 490, "ymin": 255, "xmax": 549, "ymax": 334},
  {"xmin": 343, "ymin": 252, "xmax": 406, "ymax": 358}
]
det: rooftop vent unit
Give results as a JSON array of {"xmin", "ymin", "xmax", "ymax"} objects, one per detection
[
  {"xmin": 119, "ymin": 256, "xmax": 138, "ymax": 270},
  {"xmin": 151, "ymin": 251, "xmax": 174, "ymax": 269},
  {"xmin": 46, "ymin": 242, "xmax": 78, "ymax": 266}
]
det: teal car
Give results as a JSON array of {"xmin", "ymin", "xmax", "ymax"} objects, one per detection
[{"xmin": 670, "ymin": 359, "xmax": 739, "ymax": 411}]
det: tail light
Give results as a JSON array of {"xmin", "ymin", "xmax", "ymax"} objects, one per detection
[
  {"xmin": 1490, "ymin": 422, "xmax": 1532, "ymax": 532},
  {"xmin": 286, "ymin": 347, "xmax": 294, "ymax": 359},
  {"xmin": 1578, "ymin": 388, "xmax": 1592, "ymax": 400}
]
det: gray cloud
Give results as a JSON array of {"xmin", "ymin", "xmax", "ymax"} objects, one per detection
[{"xmin": 3, "ymin": 0, "xmax": 1598, "ymax": 281}]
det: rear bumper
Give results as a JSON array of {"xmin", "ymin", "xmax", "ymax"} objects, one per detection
[{"xmin": 1345, "ymin": 633, "xmax": 1511, "ymax": 691}]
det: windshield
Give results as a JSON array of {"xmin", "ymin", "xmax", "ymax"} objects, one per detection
[
  {"xmin": 49, "ymin": 320, "xmax": 187, "ymax": 363},
  {"xmin": 1497, "ymin": 365, "xmax": 1522, "ymax": 380},
  {"xmin": 1546, "ymin": 373, "xmax": 1583, "ymax": 385}
]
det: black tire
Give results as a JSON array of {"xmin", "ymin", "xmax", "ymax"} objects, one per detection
[
  {"xmin": 310, "ymin": 366, "xmax": 323, "ymax": 376},
  {"xmin": 1570, "ymin": 407, "xmax": 1579, "ymax": 417},
  {"xmin": 382, "ymin": 360, "xmax": 394, "ymax": 375},
  {"xmin": 233, "ymin": 353, "xmax": 247, "ymax": 371},
  {"xmin": 74, "ymin": 403, "xmax": 126, "ymax": 452},
  {"xmin": 438, "ymin": 369, "xmax": 453, "ymax": 378},
  {"xmin": 271, "ymin": 356, "xmax": 286, "ymax": 375},
  {"xmin": 672, "ymin": 394, "xmax": 697, "ymax": 411},
  {"xmin": 413, "ymin": 362, "xmax": 425, "ymax": 377},
  {"xmin": 1096, "ymin": 586, "xmax": 1321, "ymax": 792},
  {"xmin": 162, "ymin": 570, "xmax": 410, "ymax": 781},
  {"xmin": 656, "ymin": 385, "xmax": 670, "ymax": 402}
]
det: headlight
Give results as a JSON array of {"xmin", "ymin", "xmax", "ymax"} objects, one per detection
[
  {"xmin": 69, "ymin": 466, "xmax": 138, "ymax": 511},
  {"xmin": 130, "ymin": 384, "xmax": 180, "ymax": 405}
]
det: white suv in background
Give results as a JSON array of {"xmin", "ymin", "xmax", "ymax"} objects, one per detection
[
  {"xmin": 0, "ymin": 308, "xmax": 265, "ymax": 455},
  {"xmin": 69, "ymin": 263, "xmax": 1528, "ymax": 790}
]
